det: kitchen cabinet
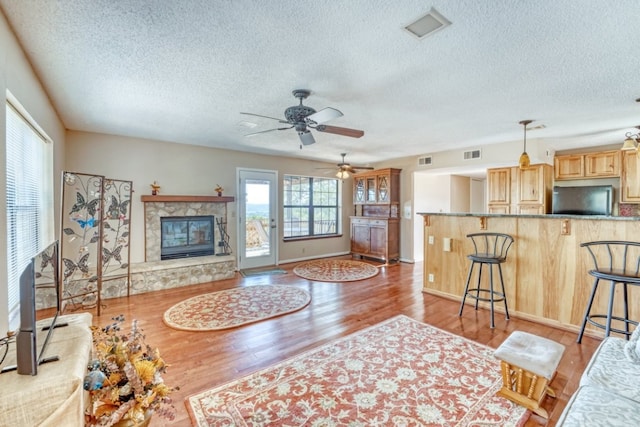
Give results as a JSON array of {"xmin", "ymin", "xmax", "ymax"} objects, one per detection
[
  {"xmin": 554, "ymin": 151, "xmax": 620, "ymax": 180},
  {"xmin": 487, "ymin": 164, "xmax": 552, "ymax": 214},
  {"xmin": 351, "ymin": 168, "xmax": 401, "ymax": 262},
  {"xmin": 621, "ymin": 150, "xmax": 640, "ymax": 203},
  {"xmin": 488, "ymin": 205, "xmax": 511, "ymax": 214},
  {"xmin": 518, "ymin": 164, "xmax": 548, "ymax": 204},
  {"xmin": 554, "ymin": 155, "xmax": 584, "ymax": 180},
  {"xmin": 585, "ymin": 150, "xmax": 621, "ymax": 178},
  {"xmin": 487, "ymin": 168, "xmax": 511, "ymax": 204},
  {"xmin": 350, "ymin": 217, "xmax": 399, "ymax": 262}
]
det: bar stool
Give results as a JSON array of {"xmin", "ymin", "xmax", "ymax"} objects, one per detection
[
  {"xmin": 577, "ymin": 240, "xmax": 640, "ymax": 343},
  {"xmin": 458, "ymin": 232, "xmax": 514, "ymax": 328}
]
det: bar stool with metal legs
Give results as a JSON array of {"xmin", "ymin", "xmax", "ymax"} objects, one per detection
[
  {"xmin": 458, "ymin": 232, "xmax": 514, "ymax": 328},
  {"xmin": 577, "ymin": 241, "xmax": 640, "ymax": 343}
]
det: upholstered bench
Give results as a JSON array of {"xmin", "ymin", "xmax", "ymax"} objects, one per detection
[{"xmin": 493, "ymin": 331, "xmax": 565, "ymax": 419}]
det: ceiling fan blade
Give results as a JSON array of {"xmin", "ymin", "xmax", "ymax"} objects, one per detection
[
  {"xmin": 353, "ymin": 166, "xmax": 375, "ymax": 171},
  {"xmin": 240, "ymin": 112, "xmax": 290, "ymax": 124},
  {"xmin": 245, "ymin": 126, "xmax": 292, "ymax": 137},
  {"xmin": 316, "ymin": 124, "xmax": 364, "ymax": 138},
  {"xmin": 299, "ymin": 131, "xmax": 316, "ymax": 146},
  {"xmin": 306, "ymin": 107, "xmax": 343, "ymax": 124}
]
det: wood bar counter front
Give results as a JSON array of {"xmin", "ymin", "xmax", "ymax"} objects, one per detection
[{"xmin": 419, "ymin": 212, "xmax": 640, "ymax": 338}]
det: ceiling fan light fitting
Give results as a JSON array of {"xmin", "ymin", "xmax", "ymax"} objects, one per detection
[{"xmin": 336, "ymin": 170, "xmax": 350, "ymax": 179}]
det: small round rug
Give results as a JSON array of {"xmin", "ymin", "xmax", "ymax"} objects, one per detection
[
  {"xmin": 293, "ymin": 259, "xmax": 379, "ymax": 282},
  {"xmin": 163, "ymin": 285, "xmax": 310, "ymax": 331}
]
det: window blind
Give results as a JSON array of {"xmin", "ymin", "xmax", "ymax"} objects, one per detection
[{"xmin": 5, "ymin": 101, "xmax": 51, "ymax": 331}]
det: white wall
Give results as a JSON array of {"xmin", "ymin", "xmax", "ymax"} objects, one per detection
[
  {"xmin": 0, "ymin": 10, "xmax": 66, "ymax": 335},
  {"xmin": 65, "ymin": 131, "xmax": 353, "ymax": 265},
  {"xmin": 470, "ymin": 178, "xmax": 486, "ymax": 213}
]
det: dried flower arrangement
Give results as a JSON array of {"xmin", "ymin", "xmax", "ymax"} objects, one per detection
[{"xmin": 84, "ymin": 315, "xmax": 176, "ymax": 426}]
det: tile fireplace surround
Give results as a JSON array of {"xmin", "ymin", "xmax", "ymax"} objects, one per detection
[{"xmin": 102, "ymin": 195, "xmax": 236, "ymax": 299}]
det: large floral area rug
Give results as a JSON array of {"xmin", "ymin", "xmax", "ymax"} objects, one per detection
[
  {"xmin": 187, "ymin": 315, "xmax": 530, "ymax": 426},
  {"xmin": 163, "ymin": 285, "xmax": 310, "ymax": 331},
  {"xmin": 293, "ymin": 259, "xmax": 379, "ymax": 282}
]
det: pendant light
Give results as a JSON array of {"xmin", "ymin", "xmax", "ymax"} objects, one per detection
[
  {"xmin": 518, "ymin": 120, "xmax": 532, "ymax": 169},
  {"xmin": 621, "ymin": 126, "xmax": 640, "ymax": 158}
]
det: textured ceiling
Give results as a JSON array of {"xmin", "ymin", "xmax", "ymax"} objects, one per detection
[{"xmin": 2, "ymin": 0, "xmax": 640, "ymax": 168}]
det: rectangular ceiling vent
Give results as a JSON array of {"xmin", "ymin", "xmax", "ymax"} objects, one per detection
[
  {"xmin": 463, "ymin": 149, "xmax": 481, "ymax": 160},
  {"xmin": 418, "ymin": 156, "xmax": 432, "ymax": 166},
  {"xmin": 403, "ymin": 7, "xmax": 452, "ymax": 40}
]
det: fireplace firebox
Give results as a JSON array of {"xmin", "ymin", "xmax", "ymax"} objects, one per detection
[{"xmin": 160, "ymin": 215, "xmax": 215, "ymax": 260}]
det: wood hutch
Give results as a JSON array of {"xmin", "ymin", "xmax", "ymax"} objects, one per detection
[{"xmin": 350, "ymin": 168, "xmax": 401, "ymax": 263}]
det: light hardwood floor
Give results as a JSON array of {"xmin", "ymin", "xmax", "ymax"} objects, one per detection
[{"xmin": 86, "ymin": 257, "xmax": 601, "ymax": 426}]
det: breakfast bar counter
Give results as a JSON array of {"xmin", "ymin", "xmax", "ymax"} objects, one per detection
[{"xmin": 418, "ymin": 212, "xmax": 640, "ymax": 337}]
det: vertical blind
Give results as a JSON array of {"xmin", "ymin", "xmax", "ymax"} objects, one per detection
[{"xmin": 5, "ymin": 102, "xmax": 50, "ymax": 330}]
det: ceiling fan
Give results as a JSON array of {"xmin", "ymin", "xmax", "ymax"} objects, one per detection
[
  {"xmin": 321, "ymin": 153, "xmax": 374, "ymax": 179},
  {"xmin": 241, "ymin": 89, "xmax": 364, "ymax": 148}
]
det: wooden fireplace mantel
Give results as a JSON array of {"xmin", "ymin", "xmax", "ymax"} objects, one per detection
[{"xmin": 140, "ymin": 195, "xmax": 235, "ymax": 203}]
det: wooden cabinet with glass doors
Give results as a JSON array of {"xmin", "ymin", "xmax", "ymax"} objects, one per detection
[{"xmin": 350, "ymin": 168, "xmax": 401, "ymax": 263}]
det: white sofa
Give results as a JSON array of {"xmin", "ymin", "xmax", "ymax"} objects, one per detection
[{"xmin": 557, "ymin": 327, "xmax": 640, "ymax": 426}]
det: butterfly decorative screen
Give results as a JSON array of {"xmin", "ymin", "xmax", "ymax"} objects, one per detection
[
  {"xmin": 60, "ymin": 172, "xmax": 133, "ymax": 315},
  {"xmin": 102, "ymin": 179, "xmax": 132, "ymax": 284}
]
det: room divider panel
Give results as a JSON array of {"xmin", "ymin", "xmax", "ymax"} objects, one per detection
[{"xmin": 59, "ymin": 172, "xmax": 133, "ymax": 315}]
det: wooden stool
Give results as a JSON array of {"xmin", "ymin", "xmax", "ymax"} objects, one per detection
[{"xmin": 494, "ymin": 331, "xmax": 565, "ymax": 419}]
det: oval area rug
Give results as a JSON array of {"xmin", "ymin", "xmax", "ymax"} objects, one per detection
[
  {"xmin": 163, "ymin": 285, "xmax": 310, "ymax": 331},
  {"xmin": 293, "ymin": 259, "xmax": 379, "ymax": 282}
]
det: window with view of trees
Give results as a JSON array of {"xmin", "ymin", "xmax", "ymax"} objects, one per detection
[{"xmin": 283, "ymin": 175, "xmax": 340, "ymax": 238}]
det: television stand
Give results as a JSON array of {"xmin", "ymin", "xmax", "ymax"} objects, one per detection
[
  {"xmin": 0, "ymin": 354, "xmax": 60, "ymax": 373},
  {"xmin": 42, "ymin": 321, "xmax": 68, "ymax": 331},
  {"xmin": 0, "ymin": 318, "xmax": 71, "ymax": 375}
]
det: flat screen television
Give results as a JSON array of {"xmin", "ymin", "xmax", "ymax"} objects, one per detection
[{"xmin": 1, "ymin": 240, "xmax": 67, "ymax": 375}]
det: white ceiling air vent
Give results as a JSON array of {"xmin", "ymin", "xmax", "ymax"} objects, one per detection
[
  {"xmin": 418, "ymin": 156, "xmax": 432, "ymax": 166},
  {"xmin": 463, "ymin": 149, "xmax": 481, "ymax": 160},
  {"xmin": 404, "ymin": 7, "xmax": 452, "ymax": 40}
]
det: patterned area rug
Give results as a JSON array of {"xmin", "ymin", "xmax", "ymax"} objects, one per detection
[
  {"xmin": 163, "ymin": 285, "xmax": 310, "ymax": 331},
  {"xmin": 293, "ymin": 259, "xmax": 379, "ymax": 282},
  {"xmin": 187, "ymin": 315, "xmax": 530, "ymax": 426}
]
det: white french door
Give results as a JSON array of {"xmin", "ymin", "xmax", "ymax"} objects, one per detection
[{"xmin": 237, "ymin": 168, "xmax": 278, "ymax": 270}]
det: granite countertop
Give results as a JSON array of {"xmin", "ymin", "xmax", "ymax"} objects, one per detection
[{"xmin": 417, "ymin": 212, "xmax": 640, "ymax": 221}]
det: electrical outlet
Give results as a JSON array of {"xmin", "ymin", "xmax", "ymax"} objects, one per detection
[
  {"xmin": 428, "ymin": 235, "xmax": 434, "ymax": 244},
  {"xmin": 428, "ymin": 273, "xmax": 434, "ymax": 282}
]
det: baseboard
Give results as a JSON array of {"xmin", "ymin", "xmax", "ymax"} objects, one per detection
[{"xmin": 279, "ymin": 251, "xmax": 351, "ymax": 265}]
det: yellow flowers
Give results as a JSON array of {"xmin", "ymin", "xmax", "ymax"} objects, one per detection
[{"xmin": 85, "ymin": 316, "xmax": 176, "ymax": 425}]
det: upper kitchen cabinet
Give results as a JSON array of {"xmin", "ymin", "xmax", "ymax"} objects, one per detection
[
  {"xmin": 621, "ymin": 150, "xmax": 640, "ymax": 203},
  {"xmin": 554, "ymin": 155, "xmax": 584, "ymax": 180},
  {"xmin": 517, "ymin": 163, "xmax": 553, "ymax": 208},
  {"xmin": 487, "ymin": 167, "xmax": 512, "ymax": 205},
  {"xmin": 585, "ymin": 150, "xmax": 621, "ymax": 178},
  {"xmin": 487, "ymin": 164, "xmax": 552, "ymax": 214},
  {"xmin": 555, "ymin": 150, "xmax": 620, "ymax": 180}
]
